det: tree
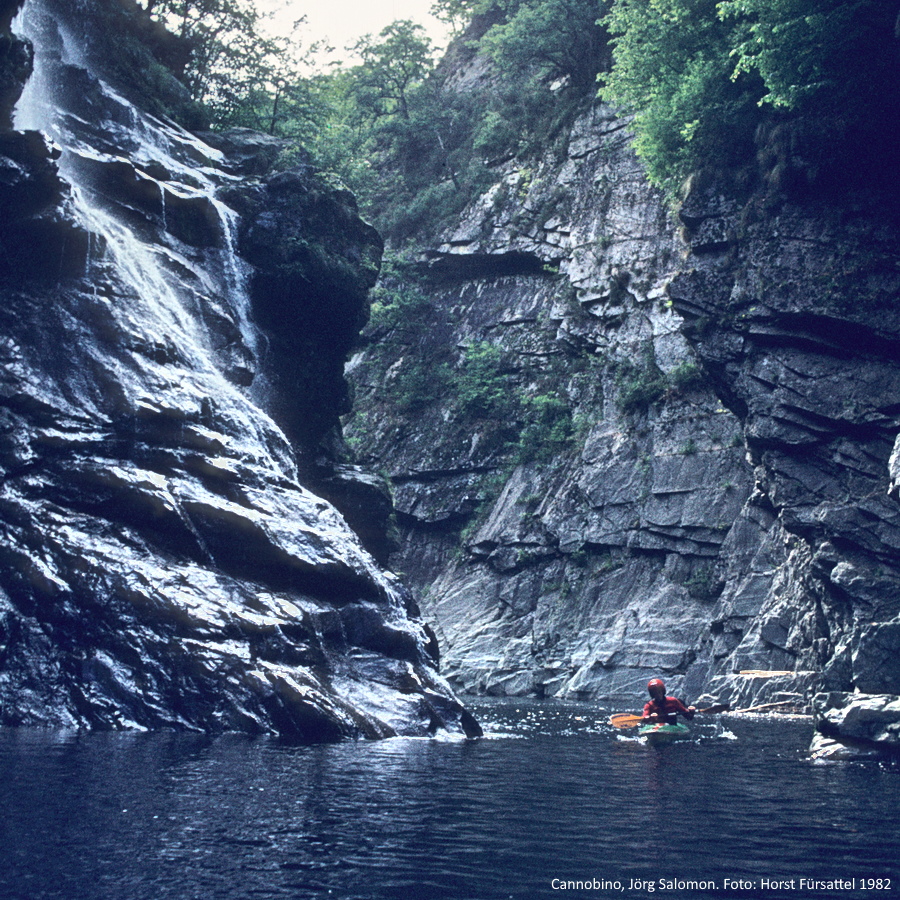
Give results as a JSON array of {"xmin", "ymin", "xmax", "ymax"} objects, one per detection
[
  {"xmin": 142, "ymin": 0, "xmax": 313, "ymax": 129},
  {"xmin": 719, "ymin": 0, "xmax": 900, "ymax": 200},
  {"xmin": 429, "ymin": 0, "xmax": 524, "ymax": 34},
  {"xmin": 480, "ymin": 0, "xmax": 610, "ymax": 93},
  {"xmin": 718, "ymin": 0, "xmax": 893, "ymax": 108},
  {"xmin": 600, "ymin": 0, "xmax": 900, "ymax": 199},
  {"xmin": 348, "ymin": 21, "xmax": 436, "ymax": 122},
  {"xmin": 599, "ymin": 0, "xmax": 762, "ymax": 194},
  {"xmin": 430, "ymin": 0, "xmax": 480, "ymax": 34}
]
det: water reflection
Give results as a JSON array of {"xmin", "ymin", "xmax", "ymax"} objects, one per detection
[{"xmin": 1, "ymin": 702, "xmax": 898, "ymax": 899}]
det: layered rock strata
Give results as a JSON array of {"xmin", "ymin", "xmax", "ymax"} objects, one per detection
[
  {"xmin": 347, "ymin": 89, "xmax": 900, "ymax": 741},
  {"xmin": 672, "ymin": 183, "xmax": 900, "ymax": 755},
  {"xmin": 347, "ymin": 102, "xmax": 760, "ymax": 702}
]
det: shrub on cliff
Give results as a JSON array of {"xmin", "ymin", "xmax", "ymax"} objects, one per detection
[
  {"xmin": 515, "ymin": 394, "xmax": 574, "ymax": 464},
  {"xmin": 601, "ymin": 0, "xmax": 900, "ymax": 202},
  {"xmin": 305, "ymin": 1, "xmax": 610, "ymax": 245},
  {"xmin": 599, "ymin": 0, "xmax": 762, "ymax": 196},
  {"xmin": 457, "ymin": 342, "xmax": 518, "ymax": 419}
]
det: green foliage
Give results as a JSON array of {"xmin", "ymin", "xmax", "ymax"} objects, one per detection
[
  {"xmin": 305, "ymin": 0, "xmax": 609, "ymax": 243},
  {"xmin": 457, "ymin": 342, "xmax": 517, "ymax": 419},
  {"xmin": 141, "ymin": 0, "xmax": 611, "ymax": 241},
  {"xmin": 221, "ymin": 73, "xmax": 331, "ymax": 140},
  {"xmin": 455, "ymin": 346, "xmax": 579, "ymax": 464},
  {"xmin": 346, "ymin": 84, "xmax": 496, "ymax": 243},
  {"xmin": 71, "ymin": 1, "xmax": 209, "ymax": 128},
  {"xmin": 515, "ymin": 394, "xmax": 574, "ymax": 463},
  {"xmin": 718, "ymin": 0, "xmax": 872, "ymax": 109},
  {"xmin": 618, "ymin": 352, "xmax": 706, "ymax": 412},
  {"xmin": 304, "ymin": 34, "xmax": 491, "ymax": 242},
  {"xmin": 366, "ymin": 257, "xmax": 434, "ymax": 333},
  {"xmin": 430, "ymin": 0, "xmax": 487, "ymax": 33},
  {"xmin": 684, "ymin": 564, "xmax": 721, "ymax": 601},
  {"xmin": 348, "ymin": 21, "xmax": 437, "ymax": 123},
  {"xmin": 480, "ymin": 0, "xmax": 610, "ymax": 93},
  {"xmin": 600, "ymin": 0, "xmax": 900, "ymax": 199},
  {"xmin": 617, "ymin": 347, "xmax": 667, "ymax": 413},
  {"xmin": 358, "ymin": 256, "xmax": 452, "ymax": 414},
  {"xmin": 373, "ymin": 324, "xmax": 578, "ymax": 464},
  {"xmin": 668, "ymin": 359, "xmax": 704, "ymax": 392},
  {"xmin": 390, "ymin": 358, "xmax": 453, "ymax": 412},
  {"xmin": 144, "ymin": 0, "xmax": 899, "ymax": 218},
  {"xmin": 145, "ymin": 0, "xmax": 319, "ymax": 131},
  {"xmin": 600, "ymin": 0, "xmax": 761, "ymax": 196},
  {"xmin": 471, "ymin": 108, "xmax": 518, "ymax": 160}
]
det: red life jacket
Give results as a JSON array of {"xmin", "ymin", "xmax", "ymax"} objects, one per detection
[{"xmin": 642, "ymin": 696, "xmax": 694, "ymax": 724}]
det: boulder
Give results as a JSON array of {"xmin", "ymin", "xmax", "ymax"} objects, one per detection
[{"xmin": 812, "ymin": 692, "xmax": 900, "ymax": 759}]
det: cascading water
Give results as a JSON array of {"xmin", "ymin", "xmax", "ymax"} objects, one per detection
[
  {"xmin": 0, "ymin": 0, "xmax": 480, "ymax": 740},
  {"xmin": 12, "ymin": 0, "xmax": 260, "ymax": 387}
]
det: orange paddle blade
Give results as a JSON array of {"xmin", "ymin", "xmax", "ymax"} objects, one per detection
[
  {"xmin": 609, "ymin": 713, "xmax": 643, "ymax": 729},
  {"xmin": 697, "ymin": 703, "xmax": 730, "ymax": 714}
]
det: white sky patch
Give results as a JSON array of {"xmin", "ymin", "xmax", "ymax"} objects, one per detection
[{"xmin": 256, "ymin": 0, "xmax": 452, "ymax": 66}]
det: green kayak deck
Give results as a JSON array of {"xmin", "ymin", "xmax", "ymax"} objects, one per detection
[{"xmin": 638, "ymin": 722, "xmax": 691, "ymax": 745}]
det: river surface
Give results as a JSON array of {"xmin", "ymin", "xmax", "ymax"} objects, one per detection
[{"xmin": 1, "ymin": 699, "xmax": 897, "ymax": 900}]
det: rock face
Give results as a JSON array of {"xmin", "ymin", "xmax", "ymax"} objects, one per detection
[
  {"xmin": 671, "ymin": 186, "xmax": 900, "ymax": 707},
  {"xmin": 346, "ymin": 68, "xmax": 900, "ymax": 726},
  {"xmin": 0, "ymin": 0, "xmax": 479, "ymax": 740},
  {"xmin": 347, "ymin": 102, "xmax": 758, "ymax": 702}
]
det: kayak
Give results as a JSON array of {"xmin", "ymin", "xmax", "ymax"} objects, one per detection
[{"xmin": 638, "ymin": 722, "xmax": 691, "ymax": 745}]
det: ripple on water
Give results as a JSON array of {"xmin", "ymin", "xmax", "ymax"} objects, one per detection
[{"xmin": 0, "ymin": 702, "xmax": 897, "ymax": 900}]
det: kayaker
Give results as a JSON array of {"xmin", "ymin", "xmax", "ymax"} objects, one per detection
[{"xmin": 642, "ymin": 679, "xmax": 696, "ymax": 725}]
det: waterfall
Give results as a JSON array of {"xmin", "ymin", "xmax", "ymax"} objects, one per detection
[
  {"xmin": 1, "ymin": 0, "xmax": 480, "ymax": 741},
  {"xmin": 12, "ymin": 0, "xmax": 261, "ymax": 388}
]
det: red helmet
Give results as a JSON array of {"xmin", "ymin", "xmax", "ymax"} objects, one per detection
[{"xmin": 647, "ymin": 678, "xmax": 666, "ymax": 695}]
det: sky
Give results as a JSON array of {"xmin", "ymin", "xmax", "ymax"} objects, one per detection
[{"xmin": 258, "ymin": 0, "xmax": 453, "ymax": 64}]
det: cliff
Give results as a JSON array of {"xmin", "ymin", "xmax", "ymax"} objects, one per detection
[
  {"xmin": 0, "ymin": 0, "xmax": 479, "ymax": 740},
  {"xmin": 347, "ymin": 102, "xmax": 757, "ymax": 703},
  {"xmin": 345, "ymin": 33, "xmax": 900, "ymax": 756}
]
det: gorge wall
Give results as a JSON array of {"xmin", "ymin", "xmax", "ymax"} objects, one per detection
[
  {"xmin": 0, "ymin": 0, "xmax": 479, "ymax": 740},
  {"xmin": 345, "ymin": 49, "xmax": 900, "ymax": 750}
]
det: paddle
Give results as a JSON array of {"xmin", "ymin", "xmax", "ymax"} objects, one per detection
[
  {"xmin": 608, "ymin": 703, "xmax": 730, "ymax": 729},
  {"xmin": 729, "ymin": 699, "xmax": 797, "ymax": 715},
  {"xmin": 608, "ymin": 698, "xmax": 797, "ymax": 729}
]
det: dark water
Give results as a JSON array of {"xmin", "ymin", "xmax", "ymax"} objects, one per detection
[{"xmin": 1, "ymin": 700, "xmax": 898, "ymax": 900}]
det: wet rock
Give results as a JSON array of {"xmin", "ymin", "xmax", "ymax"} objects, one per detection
[
  {"xmin": 37, "ymin": 0, "xmax": 198, "ymax": 128},
  {"xmin": 200, "ymin": 128, "xmax": 293, "ymax": 178},
  {"xmin": 0, "ymin": 129, "xmax": 88, "ymax": 280},
  {"xmin": 889, "ymin": 434, "xmax": 900, "ymax": 500},
  {"xmin": 230, "ymin": 168, "xmax": 383, "ymax": 453},
  {"xmin": 310, "ymin": 461, "xmax": 399, "ymax": 566},
  {"xmin": 0, "ymin": 9, "xmax": 30, "ymax": 129},
  {"xmin": 0, "ymin": 0, "xmax": 477, "ymax": 741},
  {"xmin": 852, "ymin": 623, "xmax": 900, "ymax": 694},
  {"xmin": 809, "ymin": 734, "xmax": 887, "ymax": 762},
  {"xmin": 811, "ymin": 692, "xmax": 900, "ymax": 759}
]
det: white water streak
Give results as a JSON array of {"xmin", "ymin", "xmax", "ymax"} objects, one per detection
[{"xmin": 13, "ymin": 0, "xmax": 258, "ymax": 368}]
